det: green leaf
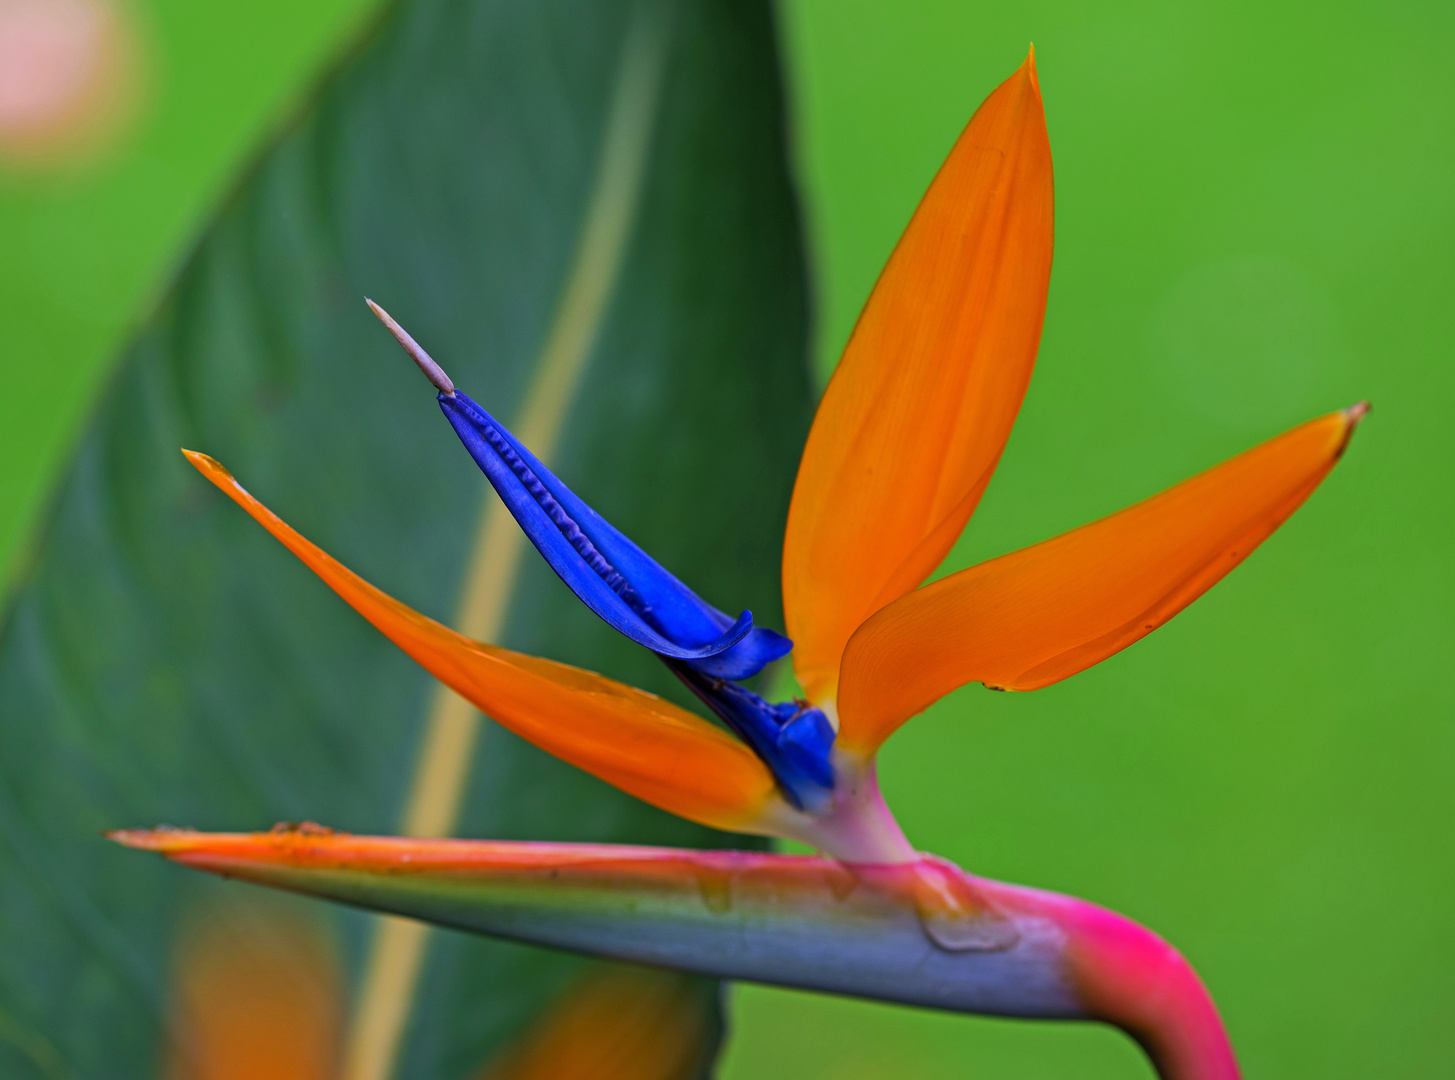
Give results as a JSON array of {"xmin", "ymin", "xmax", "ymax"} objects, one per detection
[{"xmin": 0, "ymin": 0, "xmax": 811, "ymax": 1076}]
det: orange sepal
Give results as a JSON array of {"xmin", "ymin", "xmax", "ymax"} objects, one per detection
[
  {"xmin": 836, "ymin": 407, "xmax": 1366, "ymax": 755},
  {"xmin": 782, "ymin": 49, "xmax": 1054, "ymax": 704},
  {"xmin": 184, "ymin": 450, "xmax": 779, "ymax": 832}
]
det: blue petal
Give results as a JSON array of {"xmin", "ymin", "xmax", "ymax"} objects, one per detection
[
  {"xmin": 440, "ymin": 391, "xmax": 789, "ymax": 676},
  {"xmin": 690, "ymin": 624, "xmax": 792, "ymax": 680},
  {"xmin": 668, "ymin": 660, "xmax": 836, "ymax": 811}
]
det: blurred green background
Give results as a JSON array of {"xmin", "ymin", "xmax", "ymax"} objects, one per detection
[{"xmin": 1, "ymin": 1, "xmax": 1450, "ymax": 1078}]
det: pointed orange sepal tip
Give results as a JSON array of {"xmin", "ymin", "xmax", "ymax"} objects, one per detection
[
  {"xmin": 476, "ymin": 967, "xmax": 711, "ymax": 1080},
  {"xmin": 835, "ymin": 409, "xmax": 1363, "ymax": 756},
  {"xmin": 782, "ymin": 52, "xmax": 1053, "ymax": 706},
  {"xmin": 179, "ymin": 451, "xmax": 781, "ymax": 833},
  {"xmin": 184, "ymin": 448, "xmax": 243, "ymax": 494}
]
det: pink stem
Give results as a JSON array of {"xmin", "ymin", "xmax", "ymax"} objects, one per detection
[{"xmin": 974, "ymin": 875, "xmax": 1242, "ymax": 1080}]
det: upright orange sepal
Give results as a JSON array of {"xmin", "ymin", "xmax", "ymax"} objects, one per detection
[
  {"xmin": 782, "ymin": 50, "xmax": 1054, "ymax": 704},
  {"xmin": 836, "ymin": 407, "xmax": 1365, "ymax": 755},
  {"xmin": 182, "ymin": 450, "xmax": 779, "ymax": 832}
]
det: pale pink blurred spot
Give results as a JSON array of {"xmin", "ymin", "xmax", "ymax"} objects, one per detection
[{"xmin": 0, "ymin": 0, "xmax": 143, "ymax": 164}]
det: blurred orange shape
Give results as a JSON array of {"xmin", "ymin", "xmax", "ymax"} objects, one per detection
[
  {"xmin": 782, "ymin": 49, "xmax": 1054, "ymax": 706},
  {"xmin": 836, "ymin": 407, "xmax": 1366, "ymax": 755},
  {"xmin": 476, "ymin": 966, "xmax": 712, "ymax": 1080},
  {"xmin": 165, "ymin": 904, "xmax": 341, "ymax": 1080}
]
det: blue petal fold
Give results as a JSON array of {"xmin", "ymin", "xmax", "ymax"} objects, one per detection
[
  {"xmin": 440, "ymin": 391, "xmax": 791, "ymax": 678},
  {"xmin": 668, "ymin": 660, "xmax": 836, "ymax": 811}
]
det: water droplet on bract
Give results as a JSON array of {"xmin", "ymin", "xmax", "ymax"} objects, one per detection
[
  {"xmin": 695, "ymin": 868, "xmax": 733, "ymax": 914},
  {"xmin": 918, "ymin": 908, "xmax": 1019, "ymax": 952},
  {"xmin": 905, "ymin": 856, "xmax": 1019, "ymax": 952}
]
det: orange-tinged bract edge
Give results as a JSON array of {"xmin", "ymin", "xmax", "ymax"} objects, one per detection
[
  {"xmin": 835, "ymin": 406, "xmax": 1366, "ymax": 755},
  {"xmin": 783, "ymin": 47, "xmax": 1054, "ymax": 705},
  {"xmin": 181, "ymin": 450, "xmax": 780, "ymax": 833}
]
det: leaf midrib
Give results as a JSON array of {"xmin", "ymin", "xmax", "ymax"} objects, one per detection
[{"xmin": 338, "ymin": 7, "xmax": 675, "ymax": 1080}]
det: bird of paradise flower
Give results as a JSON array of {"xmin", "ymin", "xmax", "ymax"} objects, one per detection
[{"xmin": 115, "ymin": 50, "xmax": 1364, "ymax": 1080}]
